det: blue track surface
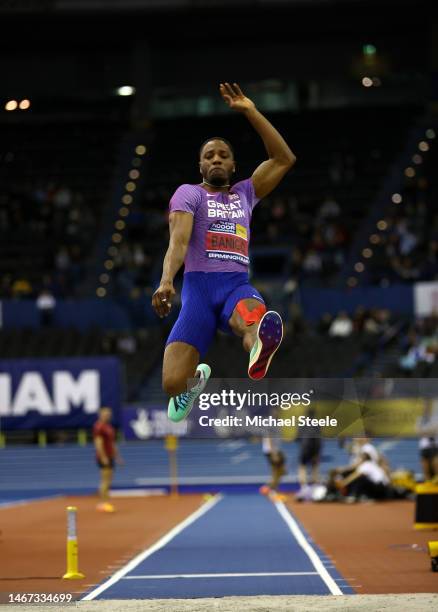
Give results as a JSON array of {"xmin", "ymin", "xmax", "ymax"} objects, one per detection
[{"xmin": 83, "ymin": 494, "xmax": 352, "ymax": 599}]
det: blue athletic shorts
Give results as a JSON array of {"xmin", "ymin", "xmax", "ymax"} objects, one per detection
[{"xmin": 166, "ymin": 272, "xmax": 265, "ymax": 356}]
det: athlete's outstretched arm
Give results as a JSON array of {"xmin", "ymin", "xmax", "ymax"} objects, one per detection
[
  {"xmin": 152, "ymin": 211, "xmax": 193, "ymax": 318},
  {"xmin": 220, "ymin": 82, "xmax": 296, "ymax": 199}
]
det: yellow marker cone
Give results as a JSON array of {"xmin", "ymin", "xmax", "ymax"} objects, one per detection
[
  {"xmin": 62, "ymin": 506, "xmax": 85, "ymax": 579},
  {"xmin": 429, "ymin": 541, "xmax": 438, "ymax": 572}
]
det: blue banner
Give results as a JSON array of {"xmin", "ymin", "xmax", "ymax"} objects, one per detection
[{"xmin": 0, "ymin": 357, "xmax": 121, "ymax": 430}]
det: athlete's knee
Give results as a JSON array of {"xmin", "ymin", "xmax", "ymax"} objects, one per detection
[{"xmin": 235, "ymin": 300, "xmax": 266, "ymax": 327}]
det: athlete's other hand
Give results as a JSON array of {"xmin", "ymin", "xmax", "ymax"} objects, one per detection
[
  {"xmin": 152, "ymin": 281, "xmax": 175, "ymax": 318},
  {"xmin": 220, "ymin": 83, "xmax": 256, "ymax": 113}
]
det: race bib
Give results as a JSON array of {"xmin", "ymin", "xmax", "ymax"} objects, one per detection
[{"xmin": 205, "ymin": 222, "xmax": 249, "ymax": 265}]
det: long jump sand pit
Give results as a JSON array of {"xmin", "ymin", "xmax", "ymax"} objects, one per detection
[{"xmin": 1, "ymin": 593, "xmax": 437, "ymax": 611}]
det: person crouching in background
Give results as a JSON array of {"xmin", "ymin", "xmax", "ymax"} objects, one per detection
[{"xmin": 335, "ymin": 449, "xmax": 391, "ymax": 502}]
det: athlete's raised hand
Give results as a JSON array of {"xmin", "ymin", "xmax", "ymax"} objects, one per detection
[
  {"xmin": 220, "ymin": 82, "xmax": 256, "ymax": 113},
  {"xmin": 152, "ymin": 281, "xmax": 175, "ymax": 318}
]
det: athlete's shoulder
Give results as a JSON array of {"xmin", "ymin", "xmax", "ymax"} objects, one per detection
[
  {"xmin": 232, "ymin": 177, "xmax": 251, "ymax": 187},
  {"xmin": 231, "ymin": 177, "xmax": 254, "ymax": 193},
  {"xmin": 170, "ymin": 183, "xmax": 203, "ymax": 213},
  {"xmin": 231, "ymin": 177, "xmax": 258, "ymax": 203}
]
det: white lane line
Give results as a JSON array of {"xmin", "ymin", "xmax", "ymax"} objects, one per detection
[
  {"xmin": 274, "ymin": 501, "xmax": 343, "ymax": 596},
  {"xmin": 230, "ymin": 452, "xmax": 251, "ymax": 464},
  {"xmin": 123, "ymin": 572, "xmax": 318, "ymax": 580},
  {"xmin": 377, "ymin": 440, "xmax": 399, "ymax": 453},
  {"xmin": 110, "ymin": 488, "xmax": 167, "ymax": 497},
  {"xmin": 134, "ymin": 475, "xmax": 295, "ymax": 485},
  {"xmin": 81, "ymin": 494, "xmax": 223, "ymax": 601}
]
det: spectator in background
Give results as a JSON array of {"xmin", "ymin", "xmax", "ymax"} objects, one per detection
[
  {"xmin": 328, "ymin": 311, "xmax": 353, "ymax": 338},
  {"xmin": 360, "ymin": 309, "xmax": 389, "ymax": 358},
  {"xmin": 395, "ymin": 218, "xmax": 416, "ymax": 255},
  {"xmin": 327, "ymin": 438, "xmax": 377, "ymax": 488},
  {"xmin": 296, "ymin": 408, "xmax": 322, "ymax": 500},
  {"xmin": 284, "ymin": 302, "xmax": 307, "ymax": 337},
  {"xmin": 132, "ymin": 244, "xmax": 146, "ymax": 267},
  {"xmin": 317, "ymin": 194, "xmax": 340, "ymax": 220},
  {"xmin": 11, "ymin": 278, "xmax": 32, "ymax": 299},
  {"xmin": 117, "ymin": 332, "xmax": 137, "ymax": 355},
  {"xmin": 260, "ymin": 436, "xmax": 287, "ymax": 501},
  {"xmin": 53, "ymin": 185, "xmax": 72, "ymax": 209},
  {"xmin": 93, "ymin": 406, "xmax": 123, "ymax": 513},
  {"xmin": 399, "ymin": 324, "xmax": 436, "ymax": 376},
  {"xmin": 363, "ymin": 310, "xmax": 381, "ymax": 336},
  {"xmin": 392, "ymin": 256, "xmax": 420, "ymax": 282},
  {"xmin": 353, "ymin": 306, "xmax": 366, "ymax": 334},
  {"xmin": 417, "ymin": 398, "xmax": 438, "ymax": 481},
  {"xmin": 302, "ymin": 249, "xmax": 322, "ymax": 275},
  {"xmin": 0, "ymin": 275, "xmax": 12, "ymax": 298},
  {"xmin": 336, "ymin": 449, "xmax": 391, "ymax": 501},
  {"xmin": 55, "ymin": 246, "xmax": 71, "ymax": 272},
  {"xmin": 36, "ymin": 289, "xmax": 56, "ymax": 327}
]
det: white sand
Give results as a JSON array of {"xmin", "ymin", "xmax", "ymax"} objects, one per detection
[{"xmin": 1, "ymin": 594, "xmax": 437, "ymax": 611}]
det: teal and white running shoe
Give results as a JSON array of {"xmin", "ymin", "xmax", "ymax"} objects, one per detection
[{"xmin": 168, "ymin": 363, "xmax": 211, "ymax": 423}]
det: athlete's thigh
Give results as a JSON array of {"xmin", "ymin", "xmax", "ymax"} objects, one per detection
[{"xmin": 166, "ymin": 296, "xmax": 218, "ymax": 358}]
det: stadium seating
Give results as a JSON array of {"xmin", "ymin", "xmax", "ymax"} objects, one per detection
[
  {"xmin": 365, "ymin": 138, "xmax": 438, "ymax": 285},
  {"xmin": 0, "ymin": 119, "xmax": 123, "ymax": 298}
]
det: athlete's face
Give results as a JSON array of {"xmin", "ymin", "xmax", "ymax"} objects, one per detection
[{"xmin": 199, "ymin": 140, "xmax": 235, "ymax": 187}]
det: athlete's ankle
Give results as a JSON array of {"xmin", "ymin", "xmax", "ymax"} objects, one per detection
[{"xmin": 243, "ymin": 331, "xmax": 256, "ymax": 352}]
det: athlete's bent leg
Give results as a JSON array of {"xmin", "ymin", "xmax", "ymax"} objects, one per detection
[
  {"xmin": 228, "ymin": 298, "xmax": 265, "ymax": 352},
  {"xmin": 162, "ymin": 341, "xmax": 200, "ymax": 397},
  {"xmin": 163, "ymin": 296, "xmax": 216, "ymax": 422},
  {"xmin": 229, "ymin": 298, "xmax": 283, "ymax": 380}
]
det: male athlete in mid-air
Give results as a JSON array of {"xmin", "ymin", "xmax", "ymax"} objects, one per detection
[{"xmin": 152, "ymin": 83, "xmax": 296, "ymax": 422}]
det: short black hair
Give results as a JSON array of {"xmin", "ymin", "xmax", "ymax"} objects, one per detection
[{"xmin": 199, "ymin": 136, "xmax": 234, "ymax": 159}]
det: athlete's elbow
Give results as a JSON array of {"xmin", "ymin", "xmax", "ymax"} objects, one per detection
[
  {"xmin": 285, "ymin": 152, "xmax": 297, "ymax": 168},
  {"xmin": 276, "ymin": 152, "xmax": 296, "ymax": 169},
  {"xmin": 170, "ymin": 240, "xmax": 189, "ymax": 261}
]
